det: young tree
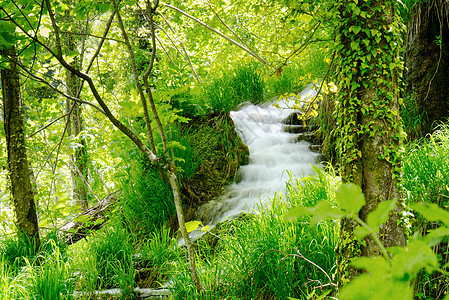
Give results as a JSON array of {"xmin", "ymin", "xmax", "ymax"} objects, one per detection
[
  {"xmin": 332, "ymin": 0, "xmax": 406, "ymax": 284},
  {"xmin": 1, "ymin": 46, "xmax": 41, "ymax": 250}
]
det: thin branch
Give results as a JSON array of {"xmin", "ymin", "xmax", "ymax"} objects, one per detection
[
  {"xmin": 59, "ymin": 30, "xmax": 124, "ymax": 44},
  {"xmin": 271, "ymin": 21, "xmax": 322, "ymax": 76},
  {"xmin": 161, "ymin": 2, "xmax": 268, "ymax": 65},
  {"xmin": 92, "ymin": 163, "xmax": 111, "ymax": 194},
  {"xmin": 206, "ymin": 1, "xmax": 254, "ymax": 54},
  {"xmin": 140, "ymin": 1, "xmax": 167, "ymax": 151},
  {"xmin": 157, "ymin": 11, "xmax": 201, "ymax": 82},
  {"xmin": 65, "ymin": 145, "xmax": 100, "ymax": 203},
  {"xmin": 260, "ymin": 249, "xmax": 337, "ymax": 288},
  {"xmin": 28, "ymin": 113, "xmax": 69, "ymax": 138},
  {"xmin": 112, "ymin": 0, "xmax": 158, "ymax": 154},
  {"xmin": 154, "ymin": 22, "xmax": 190, "ymax": 64},
  {"xmin": 155, "ymin": 34, "xmax": 176, "ymax": 66},
  {"xmin": 17, "ymin": 64, "xmax": 106, "ymax": 114}
]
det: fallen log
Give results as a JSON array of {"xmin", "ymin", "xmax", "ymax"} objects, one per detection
[
  {"xmin": 72, "ymin": 287, "xmax": 171, "ymax": 299},
  {"xmin": 60, "ymin": 192, "xmax": 119, "ymax": 245}
]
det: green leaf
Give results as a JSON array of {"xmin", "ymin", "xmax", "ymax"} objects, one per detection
[
  {"xmin": 392, "ymin": 238, "xmax": 438, "ymax": 279},
  {"xmin": 339, "ymin": 273, "xmax": 412, "ymax": 300},
  {"xmin": 411, "ymin": 202, "xmax": 449, "ymax": 227},
  {"xmin": 424, "ymin": 227, "xmax": 449, "ymax": 247},
  {"xmin": 354, "ymin": 225, "xmax": 370, "ymax": 241},
  {"xmin": 351, "ymin": 256, "xmax": 389, "ymax": 274},
  {"xmin": 351, "ymin": 26, "xmax": 361, "ymax": 35},
  {"xmin": 335, "ymin": 183, "xmax": 365, "ymax": 216},
  {"xmin": 185, "ymin": 220, "xmax": 201, "ymax": 233},
  {"xmin": 308, "ymin": 200, "xmax": 344, "ymax": 224},
  {"xmin": 285, "ymin": 205, "xmax": 309, "ymax": 221},
  {"xmin": 366, "ymin": 199, "xmax": 396, "ymax": 232}
]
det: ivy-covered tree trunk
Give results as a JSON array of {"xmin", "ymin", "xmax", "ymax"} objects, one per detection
[
  {"xmin": 333, "ymin": 0, "xmax": 406, "ymax": 285},
  {"xmin": 405, "ymin": 1, "xmax": 449, "ymax": 136},
  {"xmin": 1, "ymin": 46, "xmax": 41, "ymax": 250}
]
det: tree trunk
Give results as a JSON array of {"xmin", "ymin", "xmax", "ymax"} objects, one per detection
[
  {"xmin": 65, "ymin": 20, "xmax": 89, "ymax": 210},
  {"xmin": 334, "ymin": 0, "xmax": 406, "ymax": 285},
  {"xmin": 1, "ymin": 46, "xmax": 41, "ymax": 250},
  {"xmin": 405, "ymin": 1, "xmax": 449, "ymax": 136}
]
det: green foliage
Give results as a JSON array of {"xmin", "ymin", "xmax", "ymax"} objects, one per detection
[
  {"xmin": 403, "ymin": 125, "xmax": 449, "ymax": 208},
  {"xmin": 88, "ymin": 223, "xmax": 134, "ymax": 290},
  {"xmin": 136, "ymin": 226, "xmax": 179, "ymax": 287},
  {"xmin": 204, "ymin": 63, "xmax": 266, "ymax": 112},
  {"xmin": 0, "ymin": 238, "xmax": 73, "ymax": 300},
  {"xmin": 265, "ymin": 63, "xmax": 307, "ymax": 98},
  {"xmin": 170, "ymin": 166, "xmax": 340, "ymax": 299},
  {"xmin": 25, "ymin": 244, "xmax": 74, "ymax": 300},
  {"xmin": 331, "ymin": 0, "xmax": 405, "ymax": 181},
  {"xmin": 400, "ymin": 94, "xmax": 425, "ymax": 141},
  {"xmin": 118, "ymin": 162, "xmax": 175, "ymax": 237},
  {"xmin": 286, "ymin": 181, "xmax": 449, "ymax": 300},
  {"xmin": 402, "ymin": 125, "xmax": 449, "ymax": 298}
]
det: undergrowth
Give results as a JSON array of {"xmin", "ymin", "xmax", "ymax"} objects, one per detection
[
  {"xmin": 403, "ymin": 124, "xmax": 449, "ymax": 299},
  {"xmin": 170, "ymin": 165, "xmax": 340, "ymax": 299}
]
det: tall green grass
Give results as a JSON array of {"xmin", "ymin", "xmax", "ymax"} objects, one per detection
[
  {"xmin": 403, "ymin": 124, "xmax": 449, "ymax": 299},
  {"xmin": 118, "ymin": 163, "xmax": 175, "ymax": 238},
  {"xmin": 170, "ymin": 165, "xmax": 340, "ymax": 299},
  {"xmin": 203, "ymin": 63, "xmax": 266, "ymax": 112},
  {"xmin": 400, "ymin": 95, "xmax": 425, "ymax": 141},
  {"xmin": 0, "ymin": 236, "xmax": 73, "ymax": 300}
]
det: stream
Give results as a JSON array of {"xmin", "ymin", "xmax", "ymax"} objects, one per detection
[{"xmin": 195, "ymin": 85, "xmax": 321, "ymax": 229}]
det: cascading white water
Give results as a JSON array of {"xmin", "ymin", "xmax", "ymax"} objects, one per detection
[{"xmin": 195, "ymin": 85, "xmax": 320, "ymax": 226}]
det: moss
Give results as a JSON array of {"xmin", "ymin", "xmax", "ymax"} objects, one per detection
[{"xmin": 170, "ymin": 113, "xmax": 248, "ymax": 225}]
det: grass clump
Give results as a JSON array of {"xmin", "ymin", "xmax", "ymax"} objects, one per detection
[
  {"xmin": 0, "ymin": 232, "xmax": 73, "ymax": 300},
  {"xmin": 401, "ymin": 95, "xmax": 425, "ymax": 141},
  {"xmin": 170, "ymin": 165, "xmax": 340, "ymax": 300},
  {"xmin": 118, "ymin": 163, "xmax": 175, "ymax": 238},
  {"xmin": 204, "ymin": 63, "xmax": 266, "ymax": 112},
  {"xmin": 88, "ymin": 223, "xmax": 135, "ymax": 291},
  {"xmin": 403, "ymin": 124, "xmax": 449, "ymax": 299}
]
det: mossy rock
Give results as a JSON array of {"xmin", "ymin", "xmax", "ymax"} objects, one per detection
[{"xmin": 170, "ymin": 112, "xmax": 249, "ymax": 228}]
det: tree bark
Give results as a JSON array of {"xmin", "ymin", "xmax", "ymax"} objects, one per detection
[
  {"xmin": 405, "ymin": 1, "xmax": 449, "ymax": 135},
  {"xmin": 1, "ymin": 46, "xmax": 41, "ymax": 250},
  {"xmin": 65, "ymin": 10, "xmax": 89, "ymax": 210},
  {"xmin": 334, "ymin": 0, "xmax": 406, "ymax": 285}
]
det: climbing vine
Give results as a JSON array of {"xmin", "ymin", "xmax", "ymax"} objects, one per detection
[
  {"xmin": 323, "ymin": 0, "xmax": 408, "ymax": 285},
  {"xmin": 331, "ymin": 0, "xmax": 406, "ymax": 183}
]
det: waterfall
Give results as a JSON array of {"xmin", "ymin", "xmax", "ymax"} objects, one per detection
[{"xmin": 195, "ymin": 85, "xmax": 321, "ymax": 226}]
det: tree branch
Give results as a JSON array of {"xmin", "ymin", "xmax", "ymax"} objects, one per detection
[{"xmin": 161, "ymin": 2, "xmax": 268, "ymax": 65}]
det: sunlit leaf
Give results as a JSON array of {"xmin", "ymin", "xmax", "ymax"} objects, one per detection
[
  {"xmin": 335, "ymin": 183, "xmax": 365, "ymax": 216},
  {"xmin": 366, "ymin": 199, "xmax": 396, "ymax": 232}
]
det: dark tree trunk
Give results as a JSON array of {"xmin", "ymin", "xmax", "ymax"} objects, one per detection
[
  {"xmin": 1, "ymin": 46, "xmax": 40, "ymax": 250},
  {"xmin": 405, "ymin": 1, "xmax": 449, "ymax": 135}
]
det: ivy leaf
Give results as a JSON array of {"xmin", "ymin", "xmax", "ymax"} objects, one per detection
[
  {"xmin": 411, "ymin": 202, "xmax": 449, "ymax": 227},
  {"xmin": 351, "ymin": 26, "xmax": 361, "ymax": 35},
  {"xmin": 366, "ymin": 199, "xmax": 396, "ymax": 233},
  {"xmin": 335, "ymin": 183, "xmax": 365, "ymax": 216}
]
